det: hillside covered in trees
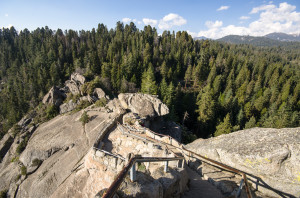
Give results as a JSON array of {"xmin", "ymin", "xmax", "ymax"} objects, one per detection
[{"xmin": 0, "ymin": 22, "xmax": 299, "ymax": 140}]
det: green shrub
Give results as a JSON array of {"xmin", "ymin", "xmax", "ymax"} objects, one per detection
[
  {"xmin": 32, "ymin": 158, "xmax": 42, "ymax": 166},
  {"xmin": 0, "ymin": 189, "xmax": 8, "ymax": 198},
  {"xmin": 65, "ymin": 93, "xmax": 81, "ymax": 103},
  {"xmin": 94, "ymin": 98, "xmax": 107, "ymax": 107},
  {"xmin": 11, "ymin": 125, "xmax": 22, "ymax": 137},
  {"xmin": 15, "ymin": 174, "xmax": 21, "ymax": 182},
  {"xmin": 11, "ymin": 156, "xmax": 19, "ymax": 163},
  {"xmin": 181, "ymin": 125, "xmax": 197, "ymax": 144},
  {"xmin": 16, "ymin": 136, "xmax": 28, "ymax": 155},
  {"xmin": 81, "ymin": 76, "xmax": 101, "ymax": 95},
  {"xmin": 79, "ymin": 111, "xmax": 90, "ymax": 126},
  {"xmin": 74, "ymin": 100, "xmax": 91, "ymax": 112},
  {"xmin": 137, "ymin": 162, "xmax": 146, "ymax": 172},
  {"xmin": 20, "ymin": 165, "xmax": 27, "ymax": 175},
  {"xmin": 45, "ymin": 105, "xmax": 59, "ymax": 120}
]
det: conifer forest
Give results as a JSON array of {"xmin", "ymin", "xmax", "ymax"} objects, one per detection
[{"xmin": 0, "ymin": 23, "xmax": 299, "ymax": 140}]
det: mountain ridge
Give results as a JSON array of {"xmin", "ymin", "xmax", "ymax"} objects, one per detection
[{"xmin": 193, "ymin": 32, "xmax": 300, "ymax": 46}]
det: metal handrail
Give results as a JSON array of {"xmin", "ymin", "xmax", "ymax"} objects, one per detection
[
  {"xmin": 93, "ymin": 147, "xmax": 126, "ymax": 160},
  {"xmin": 114, "ymin": 123, "xmax": 253, "ymax": 198},
  {"xmin": 181, "ymin": 147, "xmax": 252, "ymax": 198},
  {"xmin": 102, "ymin": 156, "xmax": 184, "ymax": 198}
]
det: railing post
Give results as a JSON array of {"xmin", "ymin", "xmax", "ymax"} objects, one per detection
[
  {"xmin": 236, "ymin": 178, "xmax": 244, "ymax": 197},
  {"xmin": 164, "ymin": 161, "xmax": 169, "ymax": 172},
  {"xmin": 130, "ymin": 163, "xmax": 136, "ymax": 182},
  {"xmin": 178, "ymin": 159, "xmax": 184, "ymax": 168}
]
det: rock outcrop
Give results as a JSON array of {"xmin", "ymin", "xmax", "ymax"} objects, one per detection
[
  {"xmin": 0, "ymin": 90, "xmax": 175, "ymax": 198},
  {"xmin": 118, "ymin": 93, "xmax": 169, "ymax": 118},
  {"xmin": 0, "ymin": 98, "xmax": 126, "ymax": 198},
  {"xmin": 186, "ymin": 127, "xmax": 300, "ymax": 197},
  {"xmin": 64, "ymin": 73, "xmax": 86, "ymax": 95},
  {"xmin": 42, "ymin": 86, "xmax": 66, "ymax": 106},
  {"xmin": 59, "ymin": 99, "xmax": 77, "ymax": 114},
  {"xmin": 93, "ymin": 88, "xmax": 106, "ymax": 99}
]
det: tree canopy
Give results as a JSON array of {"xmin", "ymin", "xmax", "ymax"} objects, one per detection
[{"xmin": 0, "ymin": 23, "xmax": 299, "ymax": 140}]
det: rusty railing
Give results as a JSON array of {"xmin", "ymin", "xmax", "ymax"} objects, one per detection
[
  {"xmin": 103, "ymin": 123, "xmax": 252, "ymax": 198},
  {"xmin": 102, "ymin": 156, "xmax": 184, "ymax": 198}
]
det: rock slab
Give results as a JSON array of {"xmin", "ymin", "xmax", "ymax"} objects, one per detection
[{"xmin": 186, "ymin": 127, "xmax": 300, "ymax": 197}]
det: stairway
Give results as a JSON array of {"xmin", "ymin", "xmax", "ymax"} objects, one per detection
[{"xmin": 182, "ymin": 166, "xmax": 224, "ymax": 198}]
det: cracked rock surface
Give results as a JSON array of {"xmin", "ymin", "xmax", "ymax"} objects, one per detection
[{"xmin": 186, "ymin": 127, "xmax": 300, "ymax": 197}]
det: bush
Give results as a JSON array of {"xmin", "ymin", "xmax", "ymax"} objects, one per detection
[
  {"xmin": 81, "ymin": 76, "xmax": 102, "ymax": 95},
  {"xmin": 11, "ymin": 125, "xmax": 22, "ymax": 138},
  {"xmin": 11, "ymin": 156, "xmax": 19, "ymax": 163},
  {"xmin": 74, "ymin": 100, "xmax": 91, "ymax": 112},
  {"xmin": 0, "ymin": 189, "xmax": 8, "ymax": 198},
  {"xmin": 182, "ymin": 130, "xmax": 197, "ymax": 144},
  {"xmin": 15, "ymin": 174, "xmax": 21, "ymax": 182},
  {"xmin": 45, "ymin": 105, "xmax": 59, "ymax": 120},
  {"xmin": 137, "ymin": 162, "xmax": 146, "ymax": 172},
  {"xmin": 94, "ymin": 98, "xmax": 107, "ymax": 107},
  {"xmin": 79, "ymin": 111, "xmax": 90, "ymax": 126},
  {"xmin": 32, "ymin": 158, "xmax": 42, "ymax": 166},
  {"xmin": 65, "ymin": 93, "xmax": 81, "ymax": 103},
  {"xmin": 16, "ymin": 136, "xmax": 28, "ymax": 155},
  {"xmin": 20, "ymin": 165, "xmax": 27, "ymax": 175}
]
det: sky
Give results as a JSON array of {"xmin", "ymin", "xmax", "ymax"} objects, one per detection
[{"xmin": 0, "ymin": 0, "xmax": 300, "ymax": 39}]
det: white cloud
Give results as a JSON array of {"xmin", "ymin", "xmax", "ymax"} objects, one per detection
[
  {"xmin": 250, "ymin": 4, "xmax": 275, "ymax": 14},
  {"xmin": 205, "ymin": 20, "xmax": 223, "ymax": 29},
  {"xmin": 121, "ymin": 18, "xmax": 137, "ymax": 23},
  {"xmin": 217, "ymin": 6, "xmax": 230, "ymax": 11},
  {"xmin": 187, "ymin": 30, "xmax": 197, "ymax": 37},
  {"xmin": 142, "ymin": 18, "xmax": 158, "ymax": 26},
  {"xmin": 240, "ymin": 16, "xmax": 250, "ymax": 20},
  {"xmin": 158, "ymin": 13, "xmax": 187, "ymax": 29},
  {"xmin": 137, "ymin": 21, "xmax": 142, "ymax": 25},
  {"xmin": 196, "ymin": 2, "xmax": 300, "ymax": 39}
]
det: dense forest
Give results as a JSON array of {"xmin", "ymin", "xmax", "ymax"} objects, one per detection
[{"xmin": 0, "ymin": 22, "xmax": 299, "ymax": 140}]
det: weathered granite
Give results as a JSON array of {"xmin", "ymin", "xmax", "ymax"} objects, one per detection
[
  {"xmin": 118, "ymin": 93, "xmax": 169, "ymax": 118},
  {"xmin": 0, "ymin": 99, "xmax": 125, "ymax": 198},
  {"xmin": 186, "ymin": 127, "xmax": 300, "ymax": 197},
  {"xmin": 42, "ymin": 86, "xmax": 66, "ymax": 106}
]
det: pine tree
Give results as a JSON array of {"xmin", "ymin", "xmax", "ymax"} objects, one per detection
[
  {"xmin": 141, "ymin": 64, "xmax": 158, "ymax": 95},
  {"xmin": 214, "ymin": 113, "xmax": 232, "ymax": 137},
  {"xmin": 245, "ymin": 116, "xmax": 256, "ymax": 129},
  {"xmin": 196, "ymin": 86, "xmax": 215, "ymax": 123}
]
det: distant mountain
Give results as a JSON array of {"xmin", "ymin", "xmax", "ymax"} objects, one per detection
[
  {"xmin": 217, "ymin": 35, "xmax": 281, "ymax": 46},
  {"xmin": 265, "ymin": 32, "xmax": 300, "ymax": 42},
  {"xmin": 217, "ymin": 35, "xmax": 300, "ymax": 47},
  {"xmin": 193, "ymin": 36, "xmax": 209, "ymax": 40}
]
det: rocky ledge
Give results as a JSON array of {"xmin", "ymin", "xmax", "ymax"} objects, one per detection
[{"xmin": 186, "ymin": 127, "xmax": 300, "ymax": 197}]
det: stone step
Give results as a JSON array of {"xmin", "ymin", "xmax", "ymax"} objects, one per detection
[{"xmin": 182, "ymin": 166, "xmax": 224, "ymax": 198}]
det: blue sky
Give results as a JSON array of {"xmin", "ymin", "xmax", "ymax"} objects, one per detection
[{"xmin": 1, "ymin": 0, "xmax": 300, "ymax": 38}]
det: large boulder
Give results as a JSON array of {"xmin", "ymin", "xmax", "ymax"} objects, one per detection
[
  {"xmin": 93, "ymin": 88, "xmax": 106, "ymax": 99},
  {"xmin": 42, "ymin": 86, "xmax": 66, "ymax": 106},
  {"xmin": 186, "ymin": 127, "xmax": 300, "ymax": 197},
  {"xmin": 118, "ymin": 93, "xmax": 169, "ymax": 118},
  {"xmin": 65, "ymin": 80, "xmax": 80, "ymax": 95},
  {"xmin": 59, "ymin": 100, "xmax": 77, "ymax": 114},
  {"xmin": 65, "ymin": 73, "xmax": 86, "ymax": 95},
  {"xmin": 70, "ymin": 73, "xmax": 86, "ymax": 85}
]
